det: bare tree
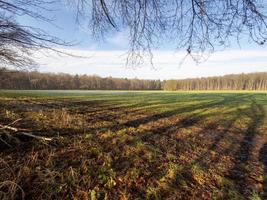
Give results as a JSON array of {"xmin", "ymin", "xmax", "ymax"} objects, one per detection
[
  {"xmin": 73, "ymin": 0, "xmax": 267, "ymax": 65},
  {"xmin": 0, "ymin": 0, "xmax": 267, "ymax": 68},
  {"xmin": 0, "ymin": 0, "xmax": 69, "ymax": 69}
]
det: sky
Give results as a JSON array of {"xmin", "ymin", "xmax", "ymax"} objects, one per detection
[{"xmin": 18, "ymin": 1, "xmax": 267, "ymax": 80}]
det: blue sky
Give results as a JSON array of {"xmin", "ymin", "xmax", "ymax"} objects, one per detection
[{"xmin": 18, "ymin": 2, "xmax": 267, "ymax": 80}]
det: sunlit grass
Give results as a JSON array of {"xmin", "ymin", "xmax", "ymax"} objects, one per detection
[{"xmin": 0, "ymin": 91, "xmax": 267, "ymax": 199}]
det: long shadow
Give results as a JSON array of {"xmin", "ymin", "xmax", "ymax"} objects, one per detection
[
  {"xmin": 108, "ymin": 93, "xmax": 246, "ymax": 162},
  {"xmin": 189, "ymin": 108, "xmax": 243, "ymax": 168},
  {"xmin": 162, "ymin": 108, "xmax": 240, "ymax": 178},
  {"xmin": 106, "ymin": 110, "xmax": 228, "ymax": 197},
  {"xmin": 228, "ymin": 97, "xmax": 265, "ymax": 195},
  {"xmin": 127, "ymin": 94, "xmax": 249, "ymax": 125},
  {"xmin": 0, "ymin": 93, "xmax": 249, "ymax": 150},
  {"xmin": 98, "ymin": 94, "xmax": 250, "ymax": 133},
  {"xmin": 259, "ymin": 143, "xmax": 267, "ymax": 199},
  {"xmin": 1, "ymin": 93, "xmax": 262, "ymax": 199},
  {"xmin": 131, "ymin": 94, "xmax": 258, "ymax": 199},
  {"xmin": 4, "ymin": 94, "xmax": 246, "ymax": 145},
  {"xmin": 110, "ymin": 103, "xmax": 244, "ymax": 199}
]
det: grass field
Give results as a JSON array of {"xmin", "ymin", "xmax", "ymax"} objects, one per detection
[{"xmin": 0, "ymin": 90, "xmax": 267, "ymax": 200}]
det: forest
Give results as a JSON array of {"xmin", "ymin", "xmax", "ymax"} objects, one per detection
[
  {"xmin": 163, "ymin": 73, "xmax": 267, "ymax": 90},
  {"xmin": 1, "ymin": 68, "xmax": 267, "ymax": 90},
  {"xmin": 0, "ymin": 68, "xmax": 162, "ymax": 90}
]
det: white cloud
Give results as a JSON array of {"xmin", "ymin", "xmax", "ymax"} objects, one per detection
[
  {"xmin": 33, "ymin": 48, "xmax": 267, "ymax": 80},
  {"xmin": 207, "ymin": 50, "xmax": 267, "ymax": 62}
]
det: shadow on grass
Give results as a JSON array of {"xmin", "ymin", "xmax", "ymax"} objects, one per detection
[
  {"xmin": 138, "ymin": 94, "xmax": 266, "ymax": 199},
  {"xmin": 259, "ymin": 143, "xmax": 267, "ymax": 199},
  {"xmin": 147, "ymin": 108, "xmax": 242, "ymax": 199},
  {"xmin": 1, "ymin": 93, "xmax": 266, "ymax": 199},
  {"xmin": 228, "ymin": 97, "xmax": 265, "ymax": 196}
]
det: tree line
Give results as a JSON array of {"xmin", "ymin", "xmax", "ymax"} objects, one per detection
[
  {"xmin": 163, "ymin": 73, "xmax": 267, "ymax": 90},
  {"xmin": 1, "ymin": 68, "xmax": 267, "ymax": 90},
  {"xmin": 0, "ymin": 68, "xmax": 161, "ymax": 90}
]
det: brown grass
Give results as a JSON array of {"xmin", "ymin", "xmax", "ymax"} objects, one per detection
[{"xmin": 0, "ymin": 92, "xmax": 267, "ymax": 199}]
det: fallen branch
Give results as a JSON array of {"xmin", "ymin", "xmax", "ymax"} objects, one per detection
[
  {"xmin": 0, "ymin": 119, "xmax": 52, "ymax": 142},
  {"xmin": 0, "ymin": 124, "xmax": 18, "ymax": 132},
  {"xmin": 19, "ymin": 132, "xmax": 52, "ymax": 141},
  {"xmin": 0, "ymin": 118, "xmax": 22, "ymax": 132}
]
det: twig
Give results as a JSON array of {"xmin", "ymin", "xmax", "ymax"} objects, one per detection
[
  {"xmin": 0, "ymin": 122, "xmax": 28, "ymax": 132},
  {"xmin": 0, "ymin": 124, "xmax": 18, "ymax": 132},
  {"xmin": 19, "ymin": 132, "xmax": 52, "ymax": 141}
]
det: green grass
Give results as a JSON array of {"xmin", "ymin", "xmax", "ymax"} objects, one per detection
[{"xmin": 0, "ymin": 90, "xmax": 267, "ymax": 200}]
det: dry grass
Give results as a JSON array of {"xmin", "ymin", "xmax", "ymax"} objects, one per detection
[{"xmin": 0, "ymin": 91, "xmax": 267, "ymax": 199}]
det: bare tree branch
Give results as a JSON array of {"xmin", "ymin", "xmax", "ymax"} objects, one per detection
[
  {"xmin": 73, "ymin": 0, "xmax": 267, "ymax": 66},
  {"xmin": 1, "ymin": 0, "xmax": 267, "ymax": 68}
]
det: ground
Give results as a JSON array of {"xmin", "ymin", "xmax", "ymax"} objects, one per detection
[{"xmin": 0, "ymin": 90, "xmax": 267, "ymax": 200}]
